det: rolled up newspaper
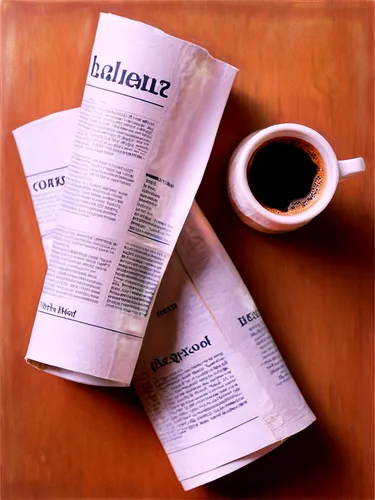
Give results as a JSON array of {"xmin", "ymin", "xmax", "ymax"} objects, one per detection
[
  {"xmin": 22, "ymin": 13, "xmax": 237, "ymax": 386},
  {"xmin": 14, "ymin": 109, "xmax": 316, "ymax": 489}
]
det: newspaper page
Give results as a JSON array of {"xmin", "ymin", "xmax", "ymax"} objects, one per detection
[
  {"xmin": 136, "ymin": 203, "xmax": 316, "ymax": 489},
  {"xmin": 14, "ymin": 109, "xmax": 316, "ymax": 489},
  {"xmin": 23, "ymin": 13, "xmax": 237, "ymax": 386},
  {"xmin": 13, "ymin": 108, "xmax": 79, "ymax": 258}
]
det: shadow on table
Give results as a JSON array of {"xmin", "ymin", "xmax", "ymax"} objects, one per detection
[
  {"xmin": 73, "ymin": 381, "xmax": 145, "ymax": 416},
  {"xmin": 197, "ymin": 88, "xmax": 273, "ymax": 226},
  {"xmin": 265, "ymin": 199, "xmax": 374, "ymax": 280},
  {"xmin": 205, "ymin": 422, "xmax": 333, "ymax": 498}
]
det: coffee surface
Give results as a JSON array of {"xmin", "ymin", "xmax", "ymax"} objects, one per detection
[{"xmin": 248, "ymin": 137, "xmax": 325, "ymax": 215}]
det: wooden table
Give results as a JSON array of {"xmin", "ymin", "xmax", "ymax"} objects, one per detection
[{"xmin": 2, "ymin": 1, "xmax": 374, "ymax": 498}]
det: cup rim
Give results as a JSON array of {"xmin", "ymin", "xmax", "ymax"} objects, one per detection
[{"xmin": 237, "ymin": 123, "xmax": 340, "ymax": 225}]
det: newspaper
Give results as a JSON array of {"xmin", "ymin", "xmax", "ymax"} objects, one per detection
[
  {"xmin": 23, "ymin": 13, "xmax": 237, "ymax": 386},
  {"xmin": 13, "ymin": 108, "xmax": 79, "ymax": 258},
  {"xmin": 14, "ymin": 109, "xmax": 316, "ymax": 489}
]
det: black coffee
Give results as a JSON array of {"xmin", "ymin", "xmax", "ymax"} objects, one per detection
[{"xmin": 248, "ymin": 137, "xmax": 325, "ymax": 214}]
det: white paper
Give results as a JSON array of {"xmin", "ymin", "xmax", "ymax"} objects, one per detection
[
  {"xmin": 22, "ymin": 13, "xmax": 237, "ymax": 386},
  {"xmin": 14, "ymin": 108, "xmax": 315, "ymax": 489}
]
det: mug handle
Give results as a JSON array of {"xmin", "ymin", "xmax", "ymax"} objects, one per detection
[{"xmin": 338, "ymin": 157, "xmax": 365, "ymax": 181}]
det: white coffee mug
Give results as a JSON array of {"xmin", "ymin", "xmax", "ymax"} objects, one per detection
[{"xmin": 227, "ymin": 123, "xmax": 365, "ymax": 233}]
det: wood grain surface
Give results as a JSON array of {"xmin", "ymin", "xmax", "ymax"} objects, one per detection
[{"xmin": 1, "ymin": 1, "xmax": 374, "ymax": 499}]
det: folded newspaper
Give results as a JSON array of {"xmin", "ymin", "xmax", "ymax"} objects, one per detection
[
  {"xmin": 23, "ymin": 13, "xmax": 238, "ymax": 386},
  {"xmin": 14, "ymin": 108, "xmax": 316, "ymax": 489}
]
